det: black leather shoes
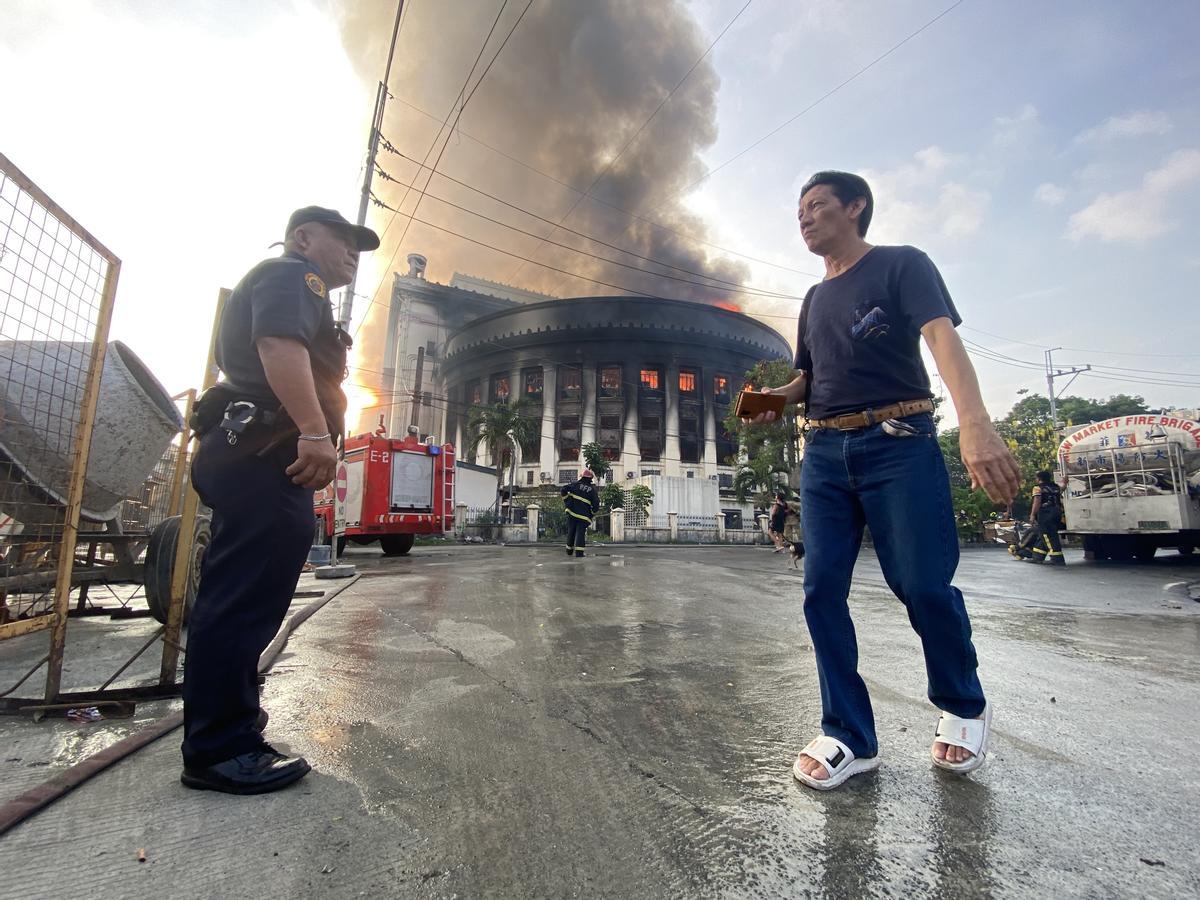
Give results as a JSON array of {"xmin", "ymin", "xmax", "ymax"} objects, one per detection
[{"xmin": 181, "ymin": 747, "xmax": 310, "ymax": 795}]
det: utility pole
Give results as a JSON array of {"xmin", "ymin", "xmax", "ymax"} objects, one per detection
[
  {"xmin": 409, "ymin": 344, "xmax": 424, "ymax": 431},
  {"xmin": 338, "ymin": 0, "xmax": 405, "ymax": 329},
  {"xmin": 1045, "ymin": 347, "xmax": 1091, "ymax": 428},
  {"xmin": 321, "ymin": 0, "xmax": 405, "ymax": 581}
]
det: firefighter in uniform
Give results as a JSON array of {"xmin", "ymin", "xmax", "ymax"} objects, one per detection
[
  {"xmin": 561, "ymin": 469, "xmax": 600, "ymax": 557},
  {"xmin": 1026, "ymin": 469, "xmax": 1066, "ymax": 565},
  {"xmin": 180, "ymin": 207, "xmax": 378, "ymax": 794}
]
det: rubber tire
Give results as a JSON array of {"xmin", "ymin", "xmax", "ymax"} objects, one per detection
[
  {"xmin": 145, "ymin": 515, "xmax": 212, "ymax": 625},
  {"xmin": 1179, "ymin": 544, "xmax": 1195, "ymax": 557},
  {"xmin": 379, "ymin": 533, "xmax": 415, "ymax": 557},
  {"xmin": 1134, "ymin": 541, "xmax": 1157, "ymax": 562},
  {"xmin": 336, "ymin": 535, "xmax": 347, "ymax": 556}
]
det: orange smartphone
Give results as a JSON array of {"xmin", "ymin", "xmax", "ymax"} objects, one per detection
[{"xmin": 734, "ymin": 390, "xmax": 787, "ymax": 420}]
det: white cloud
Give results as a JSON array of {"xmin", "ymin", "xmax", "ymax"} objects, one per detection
[
  {"xmin": 1074, "ymin": 110, "xmax": 1172, "ymax": 144},
  {"xmin": 862, "ymin": 147, "xmax": 989, "ymax": 243},
  {"xmin": 1067, "ymin": 149, "xmax": 1200, "ymax": 243},
  {"xmin": 1034, "ymin": 183, "xmax": 1067, "ymax": 206},
  {"xmin": 993, "ymin": 103, "xmax": 1039, "ymax": 148}
]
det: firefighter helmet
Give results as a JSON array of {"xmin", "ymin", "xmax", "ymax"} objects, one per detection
[{"xmin": 580, "ymin": 468, "xmax": 595, "ymax": 480}]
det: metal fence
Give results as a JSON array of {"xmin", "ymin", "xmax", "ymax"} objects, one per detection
[{"xmin": 0, "ymin": 152, "xmax": 120, "ymax": 698}]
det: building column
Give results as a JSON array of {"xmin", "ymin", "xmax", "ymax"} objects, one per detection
[
  {"xmin": 454, "ymin": 416, "xmax": 464, "ymax": 457},
  {"xmin": 540, "ymin": 366, "xmax": 557, "ymax": 479},
  {"xmin": 580, "ymin": 364, "xmax": 597, "ymax": 449},
  {"xmin": 702, "ymin": 372, "xmax": 718, "ymax": 474},
  {"xmin": 621, "ymin": 383, "xmax": 639, "ymax": 481},
  {"xmin": 508, "ymin": 363, "xmax": 524, "ymax": 472},
  {"xmin": 664, "ymin": 360, "xmax": 681, "ymax": 477}
]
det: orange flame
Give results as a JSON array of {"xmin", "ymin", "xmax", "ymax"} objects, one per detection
[{"xmin": 713, "ymin": 301, "xmax": 742, "ymax": 312}]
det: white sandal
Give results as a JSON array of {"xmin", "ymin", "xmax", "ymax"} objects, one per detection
[
  {"xmin": 792, "ymin": 735, "xmax": 880, "ymax": 791},
  {"xmin": 931, "ymin": 701, "xmax": 992, "ymax": 774}
]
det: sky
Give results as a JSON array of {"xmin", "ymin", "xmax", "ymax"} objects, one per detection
[{"xmin": 3, "ymin": 0, "xmax": 1198, "ymax": 430}]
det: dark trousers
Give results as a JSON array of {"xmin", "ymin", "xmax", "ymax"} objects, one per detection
[
  {"xmin": 1031, "ymin": 508, "xmax": 1064, "ymax": 561},
  {"xmin": 181, "ymin": 429, "xmax": 315, "ymax": 768},
  {"xmin": 566, "ymin": 516, "xmax": 589, "ymax": 552},
  {"xmin": 799, "ymin": 414, "xmax": 985, "ymax": 759}
]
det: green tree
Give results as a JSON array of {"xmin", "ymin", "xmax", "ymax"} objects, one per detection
[
  {"xmin": 1057, "ymin": 393, "xmax": 1148, "ymax": 425},
  {"xmin": 580, "ymin": 441, "xmax": 612, "ymax": 481},
  {"xmin": 599, "ymin": 483, "xmax": 625, "ymax": 510},
  {"xmin": 466, "ymin": 399, "xmax": 540, "ymax": 515},
  {"xmin": 938, "ymin": 427, "xmax": 1001, "ymax": 537},
  {"xmin": 625, "ymin": 484, "xmax": 653, "ymax": 518},
  {"xmin": 722, "ymin": 359, "xmax": 800, "ymax": 506}
]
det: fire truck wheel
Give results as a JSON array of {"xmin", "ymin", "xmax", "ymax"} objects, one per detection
[
  {"xmin": 145, "ymin": 515, "xmax": 212, "ymax": 625},
  {"xmin": 379, "ymin": 533, "xmax": 415, "ymax": 556},
  {"xmin": 1134, "ymin": 540, "xmax": 1157, "ymax": 562},
  {"xmin": 337, "ymin": 535, "xmax": 347, "ymax": 556},
  {"xmin": 1179, "ymin": 544, "xmax": 1195, "ymax": 557}
]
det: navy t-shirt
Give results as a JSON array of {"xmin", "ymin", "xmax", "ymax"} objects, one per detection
[
  {"xmin": 794, "ymin": 245, "xmax": 960, "ymax": 419},
  {"xmin": 215, "ymin": 250, "xmax": 332, "ymax": 403}
]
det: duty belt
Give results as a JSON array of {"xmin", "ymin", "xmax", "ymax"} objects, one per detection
[{"xmin": 811, "ymin": 398, "xmax": 934, "ymax": 431}]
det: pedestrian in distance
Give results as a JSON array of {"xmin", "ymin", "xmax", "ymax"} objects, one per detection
[
  {"xmin": 180, "ymin": 206, "xmax": 379, "ymax": 795},
  {"xmin": 561, "ymin": 469, "xmax": 600, "ymax": 557},
  {"xmin": 769, "ymin": 490, "xmax": 789, "ymax": 552},
  {"xmin": 1025, "ymin": 470, "xmax": 1066, "ymax": 566},
  {"xmin": 750, "ymin": 171, "xmax": 1021, "ymax": 790}
]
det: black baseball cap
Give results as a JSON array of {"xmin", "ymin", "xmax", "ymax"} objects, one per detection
[{"xmin": 284, "ymin": 206, "xmax": 380, "ymax": 251}]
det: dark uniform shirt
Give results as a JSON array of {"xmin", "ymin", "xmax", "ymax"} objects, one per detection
[
  {"xmin": 214, "ymin": 250, "xmax": 349, "ymax": 436},
  {"xmin": 561, "ymin": 480, "xmax": 600, "ymax": 522},
  {"xmin": 794, "ymin": 245, "xmax": 960, "ymax": 420}
]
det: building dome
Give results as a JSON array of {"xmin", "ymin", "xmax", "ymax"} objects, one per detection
[{"xmin": 439, "ymin": 295, "xmax": 790, "ymax": 484}]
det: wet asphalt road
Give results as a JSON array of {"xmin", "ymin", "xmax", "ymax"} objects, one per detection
[{"xmin": 1, "ymin": 543, "xmax": 1198, "ymax": 898}]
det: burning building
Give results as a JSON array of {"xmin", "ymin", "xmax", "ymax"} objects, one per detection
[{"xmin": 369, "ymin": 253, "xmax": 791, "ymax": 493}]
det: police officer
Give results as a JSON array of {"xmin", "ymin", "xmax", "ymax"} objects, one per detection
[
  {"xmin": 560, "ymin": 469, "xmax": 600, "ymax": 557},
  {"xmin": 1026, "ymin": 469, "xmax": 1066, "ymax": 566},
  {"xmin": 180, "ymin": 207, "xmax": 379, "ymax": 794}
]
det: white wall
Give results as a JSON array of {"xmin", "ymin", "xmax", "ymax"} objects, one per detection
[
  {"xmin": 632, "ymin": 475, "xmax": 720, "ymax": 522},
  {"xmin": 456, "ymin": 462, "xmax": 499, "ymax": 509}
]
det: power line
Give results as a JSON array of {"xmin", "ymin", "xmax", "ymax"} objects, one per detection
[
  {"xmin": 375, "ymin": 147, "xmax": 806, "ymax": 298},
  {"xmin": 368, "ymin": 175, "xmax": 802, "ymax": 300},
  {"xmin": 378, "ymin": 62, "xmax": 820, "ymax": 279},
  {"xmin": 960, "ymin": 338, "xmax": 1199, "ymax": 390},
  {"xmin": 960, "ymin": 324, "xmax": 1200, "ymax": 361},
  {"xmin": 655, "ymin": 0, "xmax": 969, "ymax": 210},
  {"xmin": 356, "ymin": 0, "xmax": 524, "ymax": 341},
  {"xmin": 391, "ymin": 0, "xmax": 535, "ymax": 260},
  {"xmin": 508, "ymin": 0, "xmax": 758, "ymax": 284}
]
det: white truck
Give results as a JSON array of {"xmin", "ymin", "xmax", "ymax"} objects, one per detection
[{"xmin": 1057, "ymin": 412, "xmax": 1200, "ymax": 560}]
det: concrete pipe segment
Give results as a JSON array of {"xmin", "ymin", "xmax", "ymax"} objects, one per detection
[{"xmin": 0, "ymin": 340, "xmax": 183, "ymax": 525}]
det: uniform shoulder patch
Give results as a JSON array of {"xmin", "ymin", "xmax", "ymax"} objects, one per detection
[{"xmin": 305, "ymin": 272, "xmax": 327, "ymax": 298}]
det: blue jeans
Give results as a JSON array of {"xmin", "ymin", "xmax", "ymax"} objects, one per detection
[{"xmin": 800, "ymin": 413, "xmax": 985, "ymax": 758}]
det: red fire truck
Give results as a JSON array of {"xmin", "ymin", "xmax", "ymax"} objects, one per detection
[{"xmin": 314, "ymin": 432, "xmax": 456, "ymax": 556}]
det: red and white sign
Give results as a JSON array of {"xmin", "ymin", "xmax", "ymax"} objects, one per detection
[
  {"xmin": 335, "ymin": 464, "xmax": 348, "ymax": 502},
  {"xmin": 1058, "ymin": 415, "xmax": 1200, "ymax": 455}
]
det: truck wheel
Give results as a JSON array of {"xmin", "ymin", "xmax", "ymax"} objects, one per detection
[
  {"xmin": 1134, "ymin": 540, "xmax": 1157, "ymax": 562},
  {"xmin": 337, "ymin": 535, "xmax": 347, "ymax": 556},
  {"xmin": 380, "ymin": 533, "xmax": 415, "ymax": 556},
  {"xmin": 1178, "ymin": 544, "xmax": 1195, "ymax": 557},
  {"xmin": 145, "ymin": 515, "xmax": 211, "ymax": 625}
]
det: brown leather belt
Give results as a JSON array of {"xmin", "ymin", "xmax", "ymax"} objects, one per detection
[{"xmin": 811, "ymin": 398, "xmax": 934, "ymax": 431}]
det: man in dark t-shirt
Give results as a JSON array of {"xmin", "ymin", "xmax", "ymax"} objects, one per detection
[
  {"xmin": 754, "ymin": 171, "xmax": 1020, "ymax": 790},
  {"xmin": 181, "ymin": 207, "xmax": 378, "ymax": 796}
]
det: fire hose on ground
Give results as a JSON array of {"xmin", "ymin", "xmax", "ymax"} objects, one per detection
[{"xmin": 0, "ymin": 574, "xmax": 359, "ymax": 837}]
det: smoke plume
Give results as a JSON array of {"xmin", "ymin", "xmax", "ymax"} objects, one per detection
[{"xmin": 337, "ymin": 0, "xmax": 749, "ymax": 295}]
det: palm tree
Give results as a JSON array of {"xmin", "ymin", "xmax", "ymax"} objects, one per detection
[{"xmin": 466, "ymin": 399, "xmax": 540, "ymax": 516}]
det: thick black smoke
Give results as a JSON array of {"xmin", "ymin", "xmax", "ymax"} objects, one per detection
[{"xmin": 335, "ymin": 0, "xmax": 749, "ymax": 306}]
